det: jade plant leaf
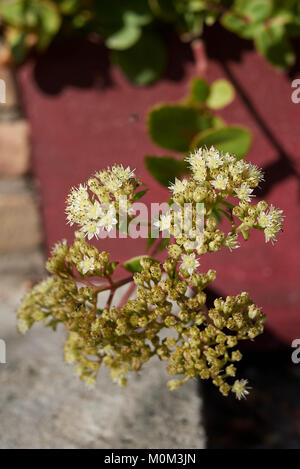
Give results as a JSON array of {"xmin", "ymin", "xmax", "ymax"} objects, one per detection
[
  {"xmin": 145, "ymin": 156, "xmax": 188, "ymax": 187},
  {"xmin": 111, "ymin": 31, "xmax": 167, "ymax": 85},
  {"xmin": 192, "ymin": 126, "xmax": 252, "ymax": 159},
  {"xmin": 148, "ymin": 105, "xmax": 212, "ymax": 152},
  {"xmin": 206, "ymin": 79, "xmax": 235, "ymax": 110}
]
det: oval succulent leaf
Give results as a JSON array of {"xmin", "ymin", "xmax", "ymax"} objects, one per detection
[{"xmin": 191, "ymin": 126, "xmax": 252, "ymax": 159}]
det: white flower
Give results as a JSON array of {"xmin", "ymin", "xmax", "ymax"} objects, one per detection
[
  {"xmin": 205, "ymin": 147, "xmax": 223, "ymax": 169},
  {"xmin": 234, "ymin": 183, "xmax": 255, "ymax": 202},
  {"xmin": 154, "ymin": 213, "xmax": 172, "ymax": 232},
  {"xmin": 180, "ymin": 253, "xmax": 200, "ymax": 275},
  {"xmin": 248, "ymin": 304, "xmax": 260, "ymax": 320},
  {"xmin": 111, "ymin": 164, "xmax": 135, "ymax": 183},
  {"xmin": 168, "ymin": 178, "xmax": 188, "ymax": 194},
  {"xmin": 258, "ymin": 205, "xmax": 284, "ymax": 243},
  {"xmin": 79, "ymin": 255, "xmax": 96, "ymax": 274},
  {"xmin": 105, "ymin": 176, "xmax": 123, "ymax": 192},
  {"xmin": 183, "ymin": 240, "xmax": 197, "ymax": 252},
  {"xmin": 248, "ymin": 164, "xmax": 264, "ymax": 183},
  {"xmin": 224, "ymin": 233, "xmax": 239, "ymax": 251},
  {"xmin": 257, "ymin": 211, "xmax": 270, "ymax": 228},
  {"xmin": 66, "ymin": 184, "xmax": 90, "ymax": 225},
  {"xmin": 97, "ymin": 165, "xmax": 135, "ymax": 192},
  {"xmin": 81, "ymin": 221, "xmax": 100, "ymax": 240},
  {"xmin": 193, "ymin": 164, "xmax": 207, "ymax": 182},
  {"xmin": 223, "ymin": 152, "xmax": 235, "ymax": 164},
  {"xmin": 186, "ymin": 149, "xmax": 205, "ymax": 169},
  {"xmin": 88, "ymin": 201, "xmax": 103, "ymax": 220},
  {"xmin": 74, "ymin": 184, "xmax": 89, "ymax": 200},
  {"xmin": 229, "ymin": 160, "xmax": 246, "ymax": 180},
  {"xmin": 18, "ymin": 319, "xmax": 29, "ymax": 334},
  {"xmin": 232, "ymin": 379, "xmax": 251, "ymax": 400},
  {"xmin": 269, "ymin": 205, "xmax": 284, "ymax": 225},
  {"xmin": 98, "ymin": 205, "xmax": 117, "ymax": 232},
  {"xmin": 211, "ymin": 174, "xmax": 229, "ymax": 191}
]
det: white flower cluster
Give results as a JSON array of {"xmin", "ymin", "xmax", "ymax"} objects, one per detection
[
  {"xmin": 184, "ymin": 146, "xmax": 264, "ymax": 201},
  {"xmin": 155, "ymin": 147, "xmax": 284, "ymax": 278},
  {"xmin": 257, "ymin": 204, "xmax": 284, "ymax": 243},
  {"xmin": 66, "ymin": 165, "xmax": 137, "ymax": 239}
]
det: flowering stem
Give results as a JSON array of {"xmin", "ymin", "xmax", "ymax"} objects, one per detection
[
  {"xmin": 118, "ymin": 236, "xmax": 163, "ymax": 308},
  {"xmin": 106, "ymin": 288, "xmax": 115, "ymax": 309},
  {"xmin": 94, "ymin": 275, "xmax": 133, "ymax": 294}
]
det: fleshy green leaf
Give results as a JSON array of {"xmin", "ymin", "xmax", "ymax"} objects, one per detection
[
  {"xmin": 1, "ymin": 0, "xmax": 61, "ymax": 47},
  {"xmin": 206, "ymin": 79, "xmax": 235, "ymax": 110},
  {"xmin": 145, "ymin": 156, "xmax": 188, "ymax": 187},
  {"xmin": 107, "ymin": 261, "xmax": 119, "ymax": 275},
  {"xmin": 5, "ymin": 27, "xmax": 27, "ymax": 63},
  {"xmin": 123, "ymin": 255, "xmax": 156, "ymax": 273},
  {"xmin": 58, "ymin": 0, "xmax": 80, "ymax": 15},
  {"xmin": 33, "ymin": 1, "xmax": 62, "ymax": 49},
  {"xmin": 133, "ymin": 189, "xmax": 148, "ymax": 200},
  {"xmin": 234, "ymin": 0, "xmax": 273, "ymax": 22},
  {"xmin": 148, "ymin": 105, "xmax": 212, "ymax": 152},
  {"xmin": 191, "ymin": 126, "xmax": 252, "ymax": 159},
  {"xmin": 111, "ymin": 31, "xmax": 166, "ymax": 85},
  {"xmin": 106, "ymin": 24, "xmax": 141, "ymax": 50},
  {"xmin": 211, "ymin": 208, "xmax": 221, "ymax": 225},
  {"xmin": 211, "ymin": 116, "xmax": 226, "ymax": 128},
  {"xmin": 95, "ymin": 0, "xmax": 152, "ymax": 28},
  {"xmin": 147, "ymin": 234, "xmax": 156, "ymax": 250},
  {"xmin": 221, "ymin": 12, "xmax": 264, "ymax": 39},
  {"xmin": 190, "ymin": 77, "xmax": 210, "ymax": 104},
  {"xmin": 153, "ymin": 236, "xmax": 169, "ymax": 253},
  {"xmin": 148, "ymin": 0, "xmax": 178, "ymax": 21},
  {"xmin": 254, "ymin": 23, "xmax": 295, "ymax": 68},
  {"xmin": 0, "ymin": 0, "xmax": 33, "ymax": 27}
]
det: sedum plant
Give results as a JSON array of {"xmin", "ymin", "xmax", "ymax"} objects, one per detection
[
  {"xmin": 1, "ymin": 0, "xmax": 300, "ymax": 84},
  {"xmin": 18, "ymin": 147, "xmax": 283, "ymax": 399}
]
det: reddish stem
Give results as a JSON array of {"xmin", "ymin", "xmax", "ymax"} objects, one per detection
[
  {"xmin": 192, "ymin": 39, "xmax": 207, "ymax": 78},
  {"xmin": 118, "ymin": 281, "xmax": 137, "ymax": 309}
]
